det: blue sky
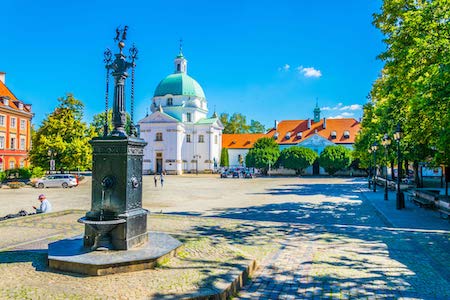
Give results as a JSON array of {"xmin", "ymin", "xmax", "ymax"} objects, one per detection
[{"xmin": 2, "ymin": 0, "xmax": 384, "ymax": 129}]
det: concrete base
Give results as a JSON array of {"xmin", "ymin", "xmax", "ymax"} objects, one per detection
[{"xmin": 48, "ymin": 232, "xmax": 182, "ymax": 276}]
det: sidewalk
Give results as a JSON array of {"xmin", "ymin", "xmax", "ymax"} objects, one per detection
[{"xmin": 360, "ymin": 185, "xmax": 450, "ymax": 231}]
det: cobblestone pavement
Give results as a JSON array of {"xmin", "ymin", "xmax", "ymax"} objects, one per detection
[
  {"xmin": 1, "ymin": 177, "xmax": 449, "ymax": 299},
  {"xmin": 235, "ymin": 180, "xmax": 450, "ymax": 299}
]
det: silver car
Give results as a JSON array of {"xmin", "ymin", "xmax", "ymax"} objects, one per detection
[{"xmin": 35, "ymin": 174, "xmax": 78, "ymax": 188}]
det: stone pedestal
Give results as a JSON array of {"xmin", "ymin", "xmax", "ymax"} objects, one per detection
[{"xmin": 83, "ymin": 136, "xmax": 148, "ymax": 250}]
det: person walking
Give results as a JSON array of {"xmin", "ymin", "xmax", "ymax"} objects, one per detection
[
  {"xmin": 33, "ymin": 194, "xmax": 52, "ymax": 214},
  {"xmin": 160, "ymin": 172, "xmax": 165, "ymax": 188},
  {"xmin": 154, "ymin": 174, "xmax": 158, "ymax": 187}
]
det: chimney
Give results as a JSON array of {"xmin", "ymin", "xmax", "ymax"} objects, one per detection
[
  {"xmin": 323, "ymin": 117, "xmax": 327, "ymax": 129},
  {"xmin": 307, "ymin": 118, "xmax": 311, "ymax": 129},
  {"xmin": 0, "ymin": 72, "xmax": 5, "ymax": 84},
  {"xmin": 274, "ymin": 120, "xmax": 279, "ymax": 130}
]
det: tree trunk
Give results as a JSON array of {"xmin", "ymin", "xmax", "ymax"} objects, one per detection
[{"xmin": 391, "ymin": 160, "xmax": 395, "ymax": 181}]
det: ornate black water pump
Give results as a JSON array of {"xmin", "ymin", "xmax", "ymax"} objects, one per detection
[{"xmin": 78, "ymin": 26, "xmax": 148, "ymax": 250}]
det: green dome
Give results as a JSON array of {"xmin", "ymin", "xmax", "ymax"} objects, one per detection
[{"xmin": 154, "ymin": 73, "xmax": 205, "ymax": 99}]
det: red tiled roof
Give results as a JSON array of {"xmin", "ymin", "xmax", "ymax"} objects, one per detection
[
  {"xmin": 222, "ymin": 118, "xmax": 360, "ymax": 149},
  {"xmin": 222, "ymin": 133, "xmax": 266, "ymax": 149},
  {"xmin": 0, "ymin": 80, "xmax": 31, "ymax": 113}
]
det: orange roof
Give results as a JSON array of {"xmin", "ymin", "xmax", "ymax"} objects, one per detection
[
  {"xmin": 222, "ymin": 133, "xmax": 266, "ymax": 149},
  {"xmin": 222, "ymin": 118, "xmax": 361, "ymax": 149},
  {"xmin": 0, "ymin": 80, "xmax": 32, "ymax": 113},
  {"xmin": 266, "ymin": 118, "xmax": 360, "ymax": 144}
]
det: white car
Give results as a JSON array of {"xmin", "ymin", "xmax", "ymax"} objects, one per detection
[{"xmin": 35, "ymin": 174, "xmax": 78, "ymax": 188}]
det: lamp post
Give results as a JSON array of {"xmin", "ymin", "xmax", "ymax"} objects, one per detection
[
  {"xmin": 394, "ymin": 123, "xmax": 405, "ymax": 209},
  {"xmin": 382, "ymin": 134, "xmax": 391, "ymax": 200},
  {"xmin": 368, "ymin": 148, "xmax": 372, "ymax": 189},
  {"xmin": 371, "ymin": 142, "xmax": 379, "ymax": 192},
  {"xmin": 48, "ymin": 149, "xmax": 57, "ymax": 173}
]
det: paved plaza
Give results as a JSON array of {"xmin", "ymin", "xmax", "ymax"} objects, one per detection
[{"xmin": 0, "ymin": 176, "xmax": 449, "ymax": 299}]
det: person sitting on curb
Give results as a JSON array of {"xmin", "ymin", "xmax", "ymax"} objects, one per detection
[{"xmin": 33, "ymin": 194, "xmax": 52, "ymax": 214}]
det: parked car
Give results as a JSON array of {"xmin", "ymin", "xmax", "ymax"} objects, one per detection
[
  {"xmin": 35, "ymin": 174, "xmax": 78, "ymax": 188},
  {"xmin": 244, "ymin": 172, "xmax": 255, "ymax": 179},
  {"xmin": 232, "ymin": 171, "xmax": 242, "ymax": 178},
  {"xmin": 220, "ymin": 171, "xmax": 232, "ymax": 178}
]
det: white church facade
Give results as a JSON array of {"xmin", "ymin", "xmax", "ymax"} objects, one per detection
[{"xmin": 138, "ymin": 50, "xmax": 223, "ymax": 175}]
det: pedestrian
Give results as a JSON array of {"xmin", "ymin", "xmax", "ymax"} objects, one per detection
[
  {"xmin": 154, "ymin": 174, "xmax": 158, "ymax": 187},
  {"xmin": 33, "ymin": 194, "xmax": 52, "ymax": 214},
  {"xmin": 160, "ymin": 172, "xmax": 165, "ymax": 188}
]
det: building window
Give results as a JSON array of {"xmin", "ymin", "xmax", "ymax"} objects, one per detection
[
  {"xmin": 20, "ymin": 120, "xmax": 26, "ymax": 130},
  {"xmin": 214, "ymin": 135, "xmax": 218, "ymax": 144},
  {"xmin": 20, "ymin": 138, "xmax": 26, "ymax": 150},
  {"xmin": 156, "ymin": 132, "xmax": 163, "ymax": 141},
  {"xmin": 10, "ymin": 137, "xmax": 16, "ymax": 149},
  {"xmin": 0, "ymin": 161, "xmax": 3, "ymax": 171},
  {"xmin": 0, "ymin": 136, "xmax": 4, "ymax": 149},
  {"xmin": 10, "ymin": 117, "xmax": 16, "ymax": 129},
  {"xmin": 177, "ymin": 64, "xmax": 181, "ymax": 72},
  {"xmin": 198, "ymin": 135, "xmax": 204, "ymax": 143},
  {"xmin": 331, "ymin": 130, "xmax": 337, "ymax": 139},
  {"xmin": 9, "ymin": 161, "xmax": 15, "ymax": 169},
  {"xmin": 20, "ymin": 160, "xmax": 25, "ymax": 168},
  {"xmin": 186, "ymin": 113, "xmax": 192, "ymax": 122},
  {"xmin": 186, "ymin": 134, "xmax": 191, "ymax": 143},
  {"xmin": 0, "ymin": 115, "xmax": 5, "ymax": 126},
  {"xmin": 167, "ymin": 98, "xmax": 173, "ymax": 106}
]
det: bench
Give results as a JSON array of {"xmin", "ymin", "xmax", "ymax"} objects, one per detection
[
  {"xmin": 437, "ymin": 196, "xmax": 450, "ymax": 220},
  {"xmin": 412, "ymin": 190, "xmax": 439, "ymax": 209}
]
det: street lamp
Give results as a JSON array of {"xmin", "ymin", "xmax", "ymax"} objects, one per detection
[
  {"xmin": 371, "ymin": 142, "xmax": 379, "ymax": 192},
  {"xmin": 382, "ymin": 133, "xmax": 391, "ymax": 200},
  {"xmin": 368, "ymin": 148, "xmax": 373, "ymax": 189},
  {"xmin": 394, "ymin": 123, "xmax": 405, "ymax": 209},
  {"xmin": 47, "ymin": 149, "xmax": 57, "ymax": 173}
]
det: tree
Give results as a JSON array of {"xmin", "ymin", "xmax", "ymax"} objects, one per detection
[
  {"xmin": 278, "ymin": 147, "xmax": 318, "ymax": 175},
  {"xmin": 29, "ymin": 94, "xmax": 96, "ymax": 171},
  {"xmin": 91, "ymin": 109, "xmax": 132, "ymax": 137},
  {"xmin": 249, "ymin": 120, "xmax": 266, "ymax": 133},
  {"xmin": 245, "ymin": 137, "xmax": 280, "ymax": 175},
  {"xmin": 220, "ymin": 148, "xmax": 229, "ymax": 167},
  {"xmin": 220, "ymin": 113, "xmax": 250, "ymax": 134},
  {"xmin": 319, "ymin": 145, "xmax": 352, "ymax": 175}
]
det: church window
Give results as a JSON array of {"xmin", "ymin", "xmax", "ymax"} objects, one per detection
[
  {"xmin": 186, "ymin": 113, "xmax": 192, "ymax": 122},
  {"xmin": 167, "ymin": 98, "xmax": 173, "ymax": 106},
  {"xmin": 186, "ymin": 134, "xmax": 191, "ymax": 143},
  {"xmin": 177, "ymin": 64, "xmax": 181, "ymax": 72},
  {"xmin": 214, "ymin": 135, "xmax": 218, "ymax": 144},
  {"xmin": 156, "ymin": 132, "xmax": 163, "ymax": 141},
  {"xmin": 198, "ymin": 135, "xmax": 204, "ymax": 143}
]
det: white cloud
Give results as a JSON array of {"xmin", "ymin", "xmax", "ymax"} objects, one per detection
[
  {"xmin": 278, "ymin": 64, "xmax": 290, "ymax": 71},
  {"xmin": 340, "ymin": 104, "xmax": 362, "ymax": 111},
  {"xmin": 297, "ymin": 66, "xmax": 322, "ymax": 78},
  {"xmin": 328, "ymin": 112, "xmax": 355, "ymax": 119}
]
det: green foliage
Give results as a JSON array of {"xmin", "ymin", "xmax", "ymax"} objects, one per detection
[
  {"xmin": 249, "ymin": 120, "xmax": 266, "ymax": 133},
  {"xmin": 220, "ymin": 113, "xmax": 266, "ymax": 134},
  {"xmin": 90, "ymin": 109, "xmax": 132, "ymax": 137},
  {"xmin": 31, "ymin": 166, "xmax": 45, "ymax": 178},
  {"xmin": 359, "ymin": 0, "xmax": 450, "ymax": 167},
  {"xmin": 0, "ymin": 171, "xmax": 6, "ymax": 182},
  {"xmin": 220, "ymin": 148, "xmax": 229, "ymax": 167},
  {"xmin": 29, "ymin": 94, "xmax": 96, "ymax": 171},
  {"xmin": 4, "ymin": 168, "xmax": 32, "ymax": 179},
  {"xmin": 278, "ymin": 147, "xmax": 318, "ymax": 174},
  {"xmin": 245, "ymin": 137, "xmax": 280, "ymax": 174},
  {"xmin": 319, "ymin": 145, "xmax": 352, "ymax": 175}
]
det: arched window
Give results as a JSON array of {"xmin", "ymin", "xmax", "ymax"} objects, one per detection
[{"xmin": 167, "ymin": 98, "xmax": 173, "ymax": 106}]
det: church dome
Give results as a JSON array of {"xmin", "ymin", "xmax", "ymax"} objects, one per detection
[{"xmin": 153, "ymin": 73, "xmax": 206, "ymax": 99}]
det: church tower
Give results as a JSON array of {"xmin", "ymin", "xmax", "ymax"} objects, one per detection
[
  {"xmin": 313, "ymin": 100, "xmax": 321, "ymax": 123},
  {"xmin": 174, "ymin": 44, "xmax": 187, "ymax": 73}
]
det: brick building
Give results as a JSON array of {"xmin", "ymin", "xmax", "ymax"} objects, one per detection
[{"xmin": 0, "ymin": 72, "xmax": 33, "ymax": 171}]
